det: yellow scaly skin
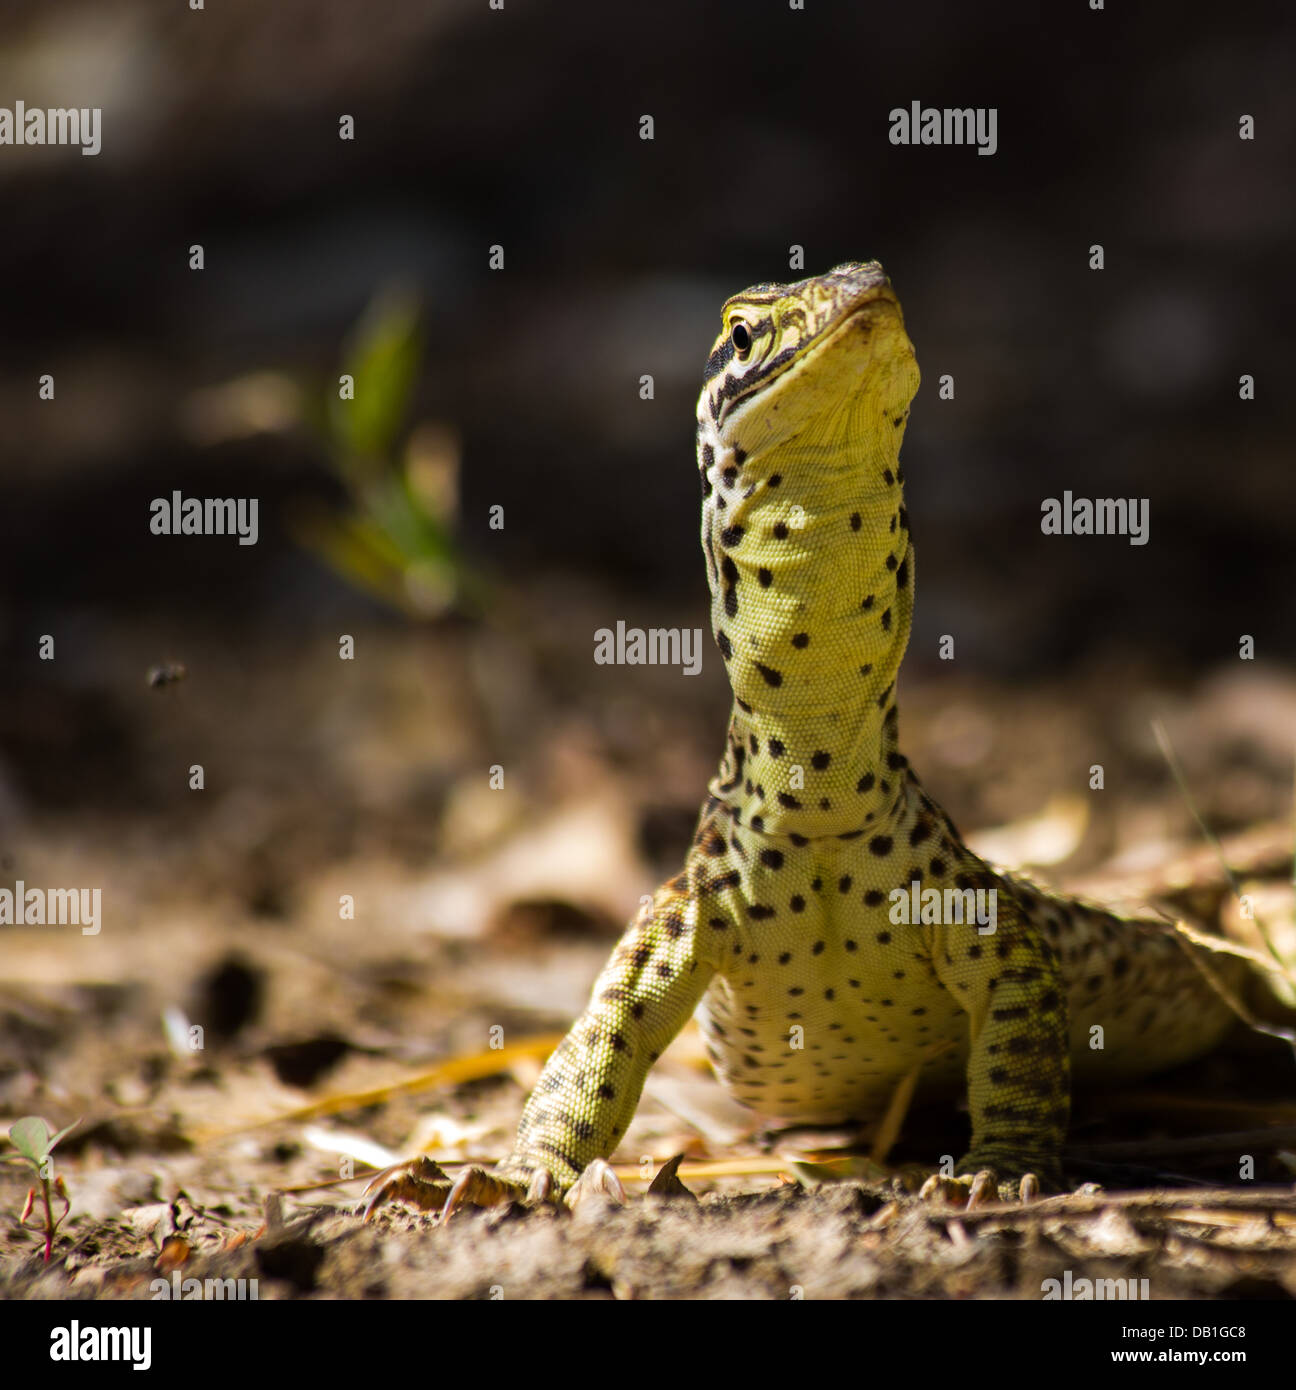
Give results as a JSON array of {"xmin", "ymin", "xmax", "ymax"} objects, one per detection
[{"xmin": 365, "ymin": 261, "xmax": 1259, "ymax": 1220}]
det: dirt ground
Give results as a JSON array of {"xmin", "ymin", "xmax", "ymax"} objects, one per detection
[{"xmin": 2, "ymin": 610, "xmax": 1295, "ymax": 1301}]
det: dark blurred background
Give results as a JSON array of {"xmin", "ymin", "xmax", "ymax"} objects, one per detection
[{"xmin": 0, "ymin": 0, "xmax": 1292, "ymax": 864}]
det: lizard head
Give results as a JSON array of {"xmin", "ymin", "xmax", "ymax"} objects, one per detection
[{"xmin": 698, "ymin": 261, "xmax": 920, "ymax": 461}]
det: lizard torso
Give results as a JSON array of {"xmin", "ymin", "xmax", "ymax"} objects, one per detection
[{"xmin": 492, "ymin": 262, "xmax": 1255, "ymax": 1196}]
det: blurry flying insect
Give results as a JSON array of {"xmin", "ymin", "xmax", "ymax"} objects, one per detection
[{"xmin": 146, "ymin": 662, "xmax": 188, "ymax": 690}]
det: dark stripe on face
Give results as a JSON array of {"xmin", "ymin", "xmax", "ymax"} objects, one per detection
[
  {"xmin": 703, "ymin": 335, "xmax": 736, "ymax": 383},
  {"xmin": 714, "ymin": 341, "xmax": 801, "ymax": 414}
]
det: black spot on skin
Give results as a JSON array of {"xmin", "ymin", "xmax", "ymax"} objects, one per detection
[
  {"xmin": 819, "ymin": 797, "xmax": 831, "ymax": 810},
  {"xmin": 598, "ymin": 1083, "xmax": 616, "ymax": 1099},
  {"xmin": 748, "ymin": 904, "xmax": 776, "ymax": 920},
  {"xmin": 760, "ymin": 848, "xmax": 784, "ymax": 869},
  {"xmin": 876, "ymin": 931, "xmax": 891, "ymax": 944},
  {"xmin": 859, "ymin": 663, "xmax": 873, "ymax": 677},
  {"xmin": 733, "ymin": 447, "xmax": 747, "ymax": 465},
  {"xmin": 860, "ymin": 595, "xmax": 875, "ymax": 610},
  {"xmin": 778, "ymin": 792, "xmax": 801, "ymax": 809},
  {"xmin": 869, "ymin": 836, "xmax": 894, "ymax": 856},
  {"xmin": 792, "ymin": 632, "xmax": 810, "ymax": 649},
  {"xmin": 768, "ymin": 473, "xmax": 781, "ymax": 486},
  {"xmin": 755, "ymin": 663, "xmax": 783, "ymax": 687},
  {"xmin": 725, "ymin": 587, "xmax": 738, "ymax": 618},
  {"xmin": 899, "ymin": 505, "xmax": 909, "ymax": 530},
  {"xmin": 881, "ymin": 608, "xmax": 892, "ymax": 631},
  {"xmin": 864, "ymin": 890, "xmax": 885, "ymax": 907},
  {"xmin": 790, "ymin": 895, "xmax": 805, "ymax": 912},
  {"xmin": 758, "ymin": 567, "xmax": 773, "ymax": 587},
  {"xmin": 887, "ymin": 751, "xmax": 907, "ymax": 770},
  {"xmin": 929, "ymin": 857, "xmax": 946, "ymax": 876},
  {"xmin": 721, "ymin": 556, "xmax": 738, "ymax": 584},
  {"xmin": 789, "ymin": 832, "xmax": 807, "ymax": 846},
  {"xmin": 773, "ymin": 522, "xmax": 789, "ymax": 540},
  {"xmin": 717, "ymin": 630, "xmax": 732, "ymax": 659},
  {"xmin": 751, "ymin": 815, "xmax": 764, "ymax": 831},
  {"xmin": 845, "ymin": 939, "xmax": 857, "ymax": 952},
  {"xmin": 896, "ymin": 557, "xmax": 909, "ymax": 588},
  {"xmin": 812, "ymin": 751, "xmax": 831, "ymax": 770},
  {"xmin": 857, "ymin": 772, "xmax": 875, "ymax": 794},
  {"xmin": 768, "ymin": 738, "xmax": 785, "ymax": 757},
  {"xmin": 778, "ymin": 952, "xmax": 792, "ymax": 965},
  {"xmin": 909, "ymin": 820, "xmax": 931, "ymax": 846},
  {"xmin": 886, "ymin": 554, "xmax": 897, "ymax": 571},
  {"xmin": 702, "ymin": 445, "xmax": 714, "ymax": 468},
  {"xmin": 720, "ymin": 525, "xmax": 745, "ymax": 546},
  {"xmin": 838, "ymin": 876, "xmax": 852, "ymax": 893},
  {"xmin": 709, "ymin": 917, "xmax": 728, "ymax": 930},
  {"xmin": 850, "ymin": 512, "xmax": 861, "ymax": 531},
  {"xmin": 882, "ymin": 469, "xmax": 894, "ymax": 485},
  {"xmin": 967, "ymin": 944, "xmax": 982, "ymax": 959},
  {"xmin": 722, "ymin": 466, "xmax": 739, "ymax": 486}
]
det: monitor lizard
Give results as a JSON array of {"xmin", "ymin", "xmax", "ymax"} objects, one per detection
[{"xmin": 364, "ymin": 261, "xmax": 1292, "ymax": 1220}]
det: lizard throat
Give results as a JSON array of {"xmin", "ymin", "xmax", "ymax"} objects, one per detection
[{"xmin": 699, "ymin": 426, "xmax": 915, "ymax": 840}]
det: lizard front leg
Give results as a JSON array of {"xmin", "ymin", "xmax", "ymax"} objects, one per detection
[
  {"xmin": 364, "ymin": 875, "xmax": 715, "ymax": 1220},
  {"xmin": 925, "ymin": 877, "xmax": 1071, "ymax": 1201}
]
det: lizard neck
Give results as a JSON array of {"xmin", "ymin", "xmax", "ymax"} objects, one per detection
[{"xmin": 698, "ymin": 416, "xmax": 914, "ymax": 840}]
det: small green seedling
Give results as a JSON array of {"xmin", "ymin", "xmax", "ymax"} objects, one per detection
[{"xmin": 6, "ymin": 1116, "xmax": 80, "ymax": 1261}]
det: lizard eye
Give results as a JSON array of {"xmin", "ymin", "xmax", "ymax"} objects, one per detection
[{"xmin": 730, "ymin": 320, "xmax": 752, "ymax": 356}]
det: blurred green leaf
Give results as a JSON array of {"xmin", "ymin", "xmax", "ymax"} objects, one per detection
[
  {"xmin": 329, "ymin": 286, "xmax": 423, "ymax": 473},
  {"xmin": 8, "ymin": 1117, "xmax": 51, "ymax": 1164}
]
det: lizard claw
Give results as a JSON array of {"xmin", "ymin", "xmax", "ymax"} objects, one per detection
[
  {"xmin": 565, "ymin": 1157, "xmax": 627, "ymax": 1210},
  {"xmin": 359, "ymin": 1157, "xmax": 541, "ymax": 1223},
  {"xmin": 441, "ymin": 1165, "xmax": 543, "ymax": 1225},
  {"xmin": 919, "ymin": 1161, "xmax": 1051, "ymax": 1208},
  {"xmin": 360, "ymin": 1155, "xmax": 454, "ymax": 1220}
]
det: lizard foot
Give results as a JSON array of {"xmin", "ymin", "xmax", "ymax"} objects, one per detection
[
  {"xmin": 361, "ymin": 1155, "xmax": 626, "ymax": 1223},
  {"xmin": 360, "ymin": 1155, "xmax": 455, "ymax": 1220},
  {"xmin": 919, "ymin": 1153, "xmax": 1061, "ymax": 1208},
  {"xmin": 360, "ymin": 1156, "xmax": 542, "ymax": 1223}
]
